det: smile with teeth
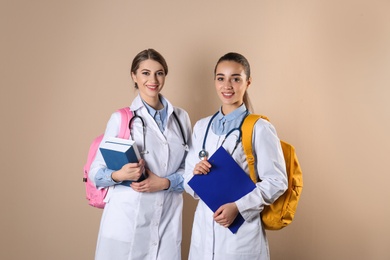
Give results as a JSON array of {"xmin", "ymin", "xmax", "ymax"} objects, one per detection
[
  {"xmin": 222, "ymin": 92, "xmax": 234, "ymax": 97},
  {"xmin": 146, "ymin": 84, "xmax": 159, "ymax": 90}
]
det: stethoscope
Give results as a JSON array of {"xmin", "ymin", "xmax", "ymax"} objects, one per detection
[
  {"xmin": 129, "ymin": 110, "xmax": 188, "ymax": 154},
  {"xmin": 198, "ymin": 110, "xmax": 249, "ymax": 160}
]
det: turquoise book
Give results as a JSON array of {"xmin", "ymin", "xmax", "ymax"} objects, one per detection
[{"xmin": 100, "ymin": 137, "xmax": 145, "ymax": 186}]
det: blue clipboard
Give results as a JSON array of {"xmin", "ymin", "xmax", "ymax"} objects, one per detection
[{"xmin": 188, "ymin": 146, "xmax": 256, "ymax": 233}]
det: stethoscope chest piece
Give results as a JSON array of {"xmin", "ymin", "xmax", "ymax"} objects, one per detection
[
  {"xmin": 199, "ymin": 110, "xmax": 249, "ymax": 161},
  {"xmin": 198, "ymin": 149, "xmax": 208, "ymax": 160}
]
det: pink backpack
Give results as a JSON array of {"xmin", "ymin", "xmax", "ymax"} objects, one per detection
[{"xmin": 83, "ymin": 107, "xmax": 133, "ymax": 208}]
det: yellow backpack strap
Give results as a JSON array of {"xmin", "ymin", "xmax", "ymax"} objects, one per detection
[{"xmin": 242, "ymin": 114, "xmax": 270, "ymax": 183}]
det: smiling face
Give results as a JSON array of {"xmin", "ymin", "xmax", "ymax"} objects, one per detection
[
  {"xmin": 214, "ymin": 60, "xmax": 251, "ymax": 115},
  {"xmin": 131, "ymin": 59, "xmax": 166, "ymax": 106}
]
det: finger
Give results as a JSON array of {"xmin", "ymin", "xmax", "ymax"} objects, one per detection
[
  {"xmin": 194, "ymin": 164, "xmax": 211, "ymax": 174},
  {"xmin": 131, "ymin": 182, "xmax": 142, "ymax": 189},
  {"xmin": 200, "ymin": 163, "xmax": 211, "ymax": 171},
  {"xmin": 126, "ymin": 162, "xmax": 140, "ymax": 168},
  {"xmin": 214, "ymin": 207, "xmax": 223, "ymax": 218},
  {"xmin": 194, "ymin": 170, "xmax": 207, "ymax": 175},
  {"xmin": 199, "ymin": 160, "xmax": 212, "ymax": 168},
  {"xmin": 197, "ymin": 165, "xmax": 210, "ymax": 174}
]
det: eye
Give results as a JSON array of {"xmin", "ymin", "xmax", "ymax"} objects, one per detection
[
  {"xmin": 142, "ymin": 71, "xmax": 150, "ymax": 76},
  {"xmin": 232, "ymin": 77, "xmax": 241, "ymax": 83},
  {"xmin": 216, "ymin": 77, "xmax": 224, "ymax": 82},
  {"xmin": 157, "ymin": 71, "xmax": 165, "ymax": 76}
]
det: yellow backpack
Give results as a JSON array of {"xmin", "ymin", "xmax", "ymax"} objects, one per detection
[{"xmin": 241, "ymin": 114, "xmax": 303, "ymax": 230}]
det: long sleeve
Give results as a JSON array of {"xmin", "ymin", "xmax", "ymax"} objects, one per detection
[
  {"xmin": 235, "ymin": 119, "xmax": 288, "ymax": 222},
  {"xmin": 94, "ymin": 168, "xmax": 121, "ymax": 188},
  {"xmin": 165, "ymin": 172, "xmax": 184, "ymax": 192}
]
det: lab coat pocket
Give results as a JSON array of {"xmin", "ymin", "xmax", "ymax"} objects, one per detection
[
  {"xmin": 100, "ymin": 187, "xmax": 141, "ymax": 242},
  {"xmin": 190, "ymin": 202, "xmax": 209, "ymax": 247},
  {"xmin": 226, "ymin": 217, "xmax": 262, "ymax": 254}
]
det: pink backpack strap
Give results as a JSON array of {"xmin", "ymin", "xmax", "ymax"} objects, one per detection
[{"xmin": 117, "ymin": 107, "xmax": 133, "ymax": 139}]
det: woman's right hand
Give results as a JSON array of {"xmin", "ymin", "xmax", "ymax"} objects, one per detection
[
  {"xmin": 193, "ymin": 159, "xmax": 212, "ymax": 175},
  {"xmin": 111, "ymin": 159, "xmax": 145, "ymax": 182}
]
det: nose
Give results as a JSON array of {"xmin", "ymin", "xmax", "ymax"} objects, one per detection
[
  {"xmin": 223, "ymin": 79, "xmax": 233, "ymax": 89},
  {"xmin": 151, "ymin": 73, "xmax": 158, "ymax": 83}
]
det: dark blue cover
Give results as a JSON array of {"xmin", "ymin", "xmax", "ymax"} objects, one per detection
[
  {"xmin": 100, "ymin": 141, "xmax": 145, "ymax": 186},
  {"xmin": 188, "ymin": 146, "xmax": 256, "ymax": 233}
]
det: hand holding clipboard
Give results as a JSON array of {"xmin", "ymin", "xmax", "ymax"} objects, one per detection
[{"xmin": 188, "ymin": 146, "xmax": 256, "ymax": 233}]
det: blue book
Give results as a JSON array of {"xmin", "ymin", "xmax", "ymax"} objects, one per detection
[
  {"xmin": 188, "ymin": 146, "xmax": 256, "ymax": 233},
  {"xmin": 100, "ymin": 137, "xmax": 146, "ymax": 186}
]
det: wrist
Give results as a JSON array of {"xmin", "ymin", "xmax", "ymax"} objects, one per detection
[
  {"xmin": 111, "ymin": 171, "xmax": 120, "ymax": 183},
  {"xmin": 164, "ymin": 178, "xmax": 171, "ymax": 190}
]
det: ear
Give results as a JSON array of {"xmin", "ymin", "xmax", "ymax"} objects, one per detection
[
  {"xmin": 246, "ymin": 77, "xmax": 252, "ymax": 90},
  {"xmin": 131, "ymin": 72, "xmax": 137, "ymax": 83}
]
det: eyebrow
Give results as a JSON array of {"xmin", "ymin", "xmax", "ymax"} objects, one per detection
[
  {"xmin": 140, "ymin": 69, "xmax": 164, "ymax": 73},
  {"xmin": 216, "ymin": 73, "xmax": 242, "ymax": 77}
]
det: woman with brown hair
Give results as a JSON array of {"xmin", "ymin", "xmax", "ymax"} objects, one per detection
[
  {"xmin": 90, "ymin": 49, "xmax": 191, "ymax": 260},
  {"xmin": 184, "ymin": 52, "xmax": 287, "ymax": 260}
]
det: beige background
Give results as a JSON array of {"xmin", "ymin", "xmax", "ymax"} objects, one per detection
[{"xmin": 1, "ymin": 0, "xmax": 390, "ymax": 259}]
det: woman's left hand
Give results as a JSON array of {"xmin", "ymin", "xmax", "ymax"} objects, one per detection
[
  {"xmin": 130, "ymin": 169, "xmax": 170, "ymax": 193},
  {"xmin": 213, "ymin": 202, "xmax": 239, "ymax": 228}
]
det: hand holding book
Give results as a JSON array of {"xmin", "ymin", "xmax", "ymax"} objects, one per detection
[
  {"xmin": 111, "ymin": 158, "xmax": 146, "ymax": 184},
  {"xmin": 100, "ymin": 137, "xmax": 147, "ymax": 186},
  {"xmin": 130, "ymin": 169, "xmax": 171, "ymax": 193}
]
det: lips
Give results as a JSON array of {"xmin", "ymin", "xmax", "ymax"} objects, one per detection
[
  {"xmin": 146, "ymin": 84, "xmax": 159, "ymax": 90},
  {"xmin": 222, "ymin": 92, "xmax": 234, "ymax": 98}
]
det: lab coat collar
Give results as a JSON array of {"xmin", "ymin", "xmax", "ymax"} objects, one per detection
[
  {"xmin": 216, "ymin": 103, "xmax": 247, "ymax": 123},
  {"xmin": 142, "ymin": 96, "xmax": 168, "ymax": 121},
  {"xmin": 130, "ymin": 94, "xmax": 174, "ymax": 115}
]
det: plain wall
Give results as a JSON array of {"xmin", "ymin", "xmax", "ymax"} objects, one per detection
[{"xmin": 1, "ymin": 0, "xmax": 390, "ymax": 259}]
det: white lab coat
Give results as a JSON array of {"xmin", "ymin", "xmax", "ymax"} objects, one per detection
[
  {"xmin": 90, "ymin": 95, "xmax": 191, "ymax": 260},
  {"xmin": 184, "ymin": 115, "xmax": 287, "ymax": 260}
]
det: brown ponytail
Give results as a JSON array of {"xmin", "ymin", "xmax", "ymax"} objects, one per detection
[{"xmin": 215, "ymin": 52, "xmax": 254, "ymax": 113}]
